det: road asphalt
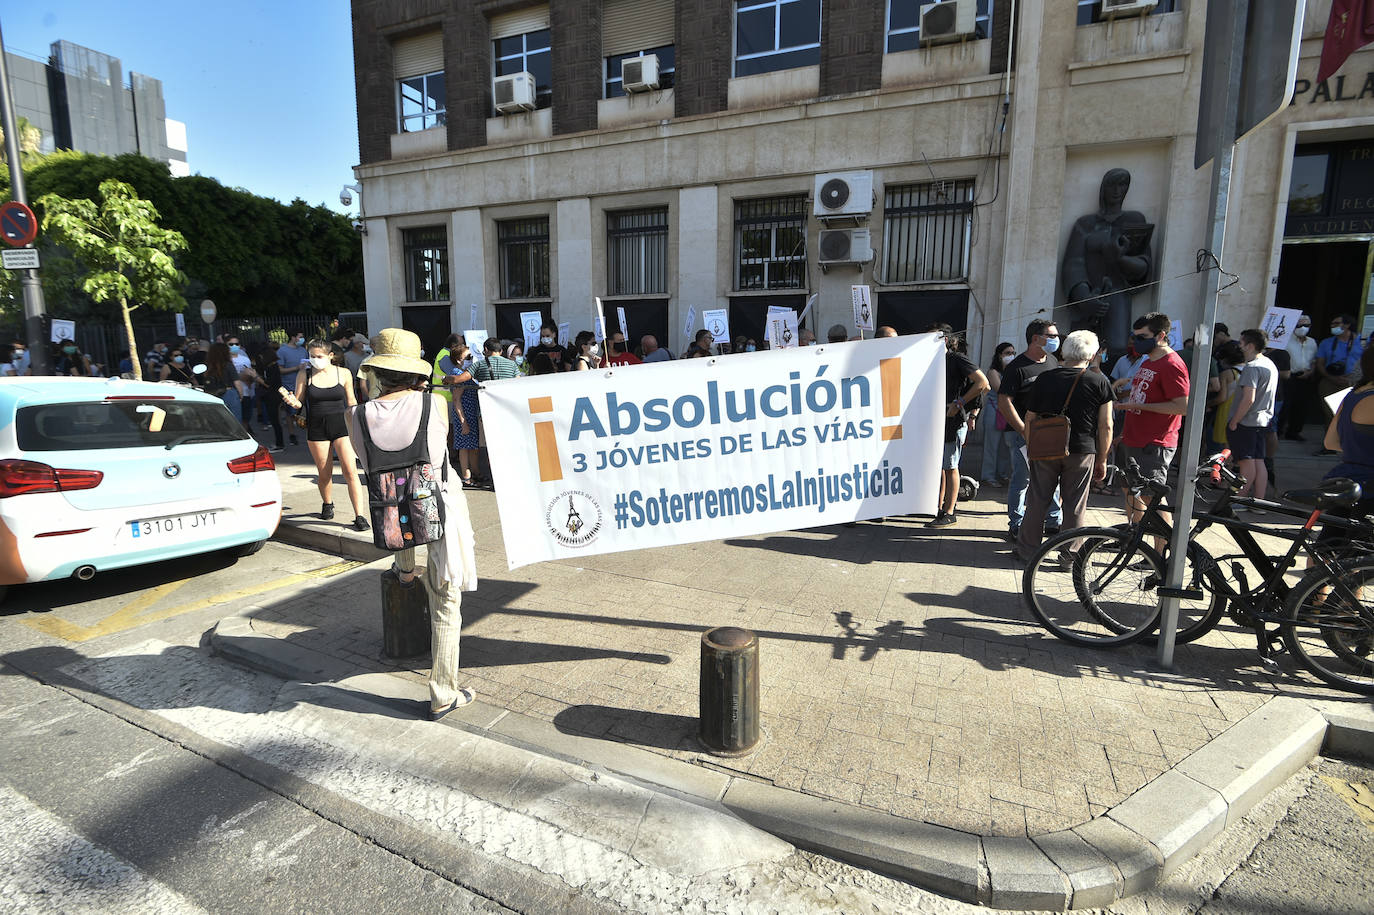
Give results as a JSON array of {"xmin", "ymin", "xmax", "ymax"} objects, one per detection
[{"xmin": 211, "ymin": 426, "xmax": 1374, "ymax": 910}]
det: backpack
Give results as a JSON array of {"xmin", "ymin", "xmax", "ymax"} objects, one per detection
[{"xmin": 355, "ymin": 395, "xmax": 447, "ymax": 551}]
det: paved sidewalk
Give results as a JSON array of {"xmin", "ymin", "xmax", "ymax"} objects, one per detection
[{"xmin": 226, "ymin": 427, "xmax": 1372, "ymax": 905}]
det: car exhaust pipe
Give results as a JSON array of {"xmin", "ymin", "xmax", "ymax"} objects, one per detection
[{"xmin": 73, "ymin": 565, "xmax": 96, "ymax": 581}]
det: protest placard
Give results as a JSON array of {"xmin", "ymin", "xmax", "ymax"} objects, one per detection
[
  {"xmin": 703, "ymin": 308, "xmax": 728, "ymax": 346},
  {"xmin": 50, "ymin": 319, "xmax": 75, "ymax": 343},
  {"xmin": 520, "ymin": 311, "xmax": 543, "ymax": 351},
  {"xmin": 481, "ymin": 335, "xmax": 943, "ymax": 568},
  {"xmin": 851, "ymin": 285, "xmax": 874, "ymax": 332},
  {"xmin": 684, "ymin": 306, "xmax": 697, "ymax": 343},
  {"xmin": 617, "ymin": 306, "xmax": 629, "ymax": 342},
  {"xmin": 766, "ymin": 310, "xmax": 799, "ymax": 349},
  {"xmin": 1260, "ymin": 306, "xmax": 1301, "ymax": 350}
]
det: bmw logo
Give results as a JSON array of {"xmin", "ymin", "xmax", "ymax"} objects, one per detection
[{"xmin": 163, "ymin": 463, "xmax": 181, "ymax": 479}]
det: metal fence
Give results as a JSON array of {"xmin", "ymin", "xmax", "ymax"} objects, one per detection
[{"xmin": 4, "ymin": 313, "xmax": 345, "ymax": 375}]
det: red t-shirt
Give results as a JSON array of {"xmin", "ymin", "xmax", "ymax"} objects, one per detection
[
  {"xmin": 1123, "ymin": 349, "xmax": 1189, "ymax": 448},
  {"xmin": 607, "ymin": 351, "xmax": 642, "ymax": 367}
]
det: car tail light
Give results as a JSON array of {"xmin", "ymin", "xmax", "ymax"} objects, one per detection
[
  {"xmin": 227, "ymin": 445, "xmax": 275, "ymax": 475},
  {"xmin": 0, "ymin": 459, "xmax": 104, "ymax": 498}
]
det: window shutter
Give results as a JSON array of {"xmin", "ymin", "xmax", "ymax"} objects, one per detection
[
  {"xmin": 393, "ymin": 32, "xmax": 444, "ymax": 79},
  {"xmin": 602, "ymin": 0, "xmax": 675, "ymax": 57},
  {"xmin": 490, "ymin": 5, "xmax": 551, "ymax": 40}
]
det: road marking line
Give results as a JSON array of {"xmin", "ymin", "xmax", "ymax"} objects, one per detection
[
  {"xmin": 21, "ymin": 560, "xmax": 363, "ymax": 642},
  {"xmin": 1320, "ymin": 775, "xmax": 1374, "ymax": 833}
]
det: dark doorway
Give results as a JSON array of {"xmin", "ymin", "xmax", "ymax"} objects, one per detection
[
  {"xmin": 728, "ymin": 294, "xmax": 808, "ymax": 347},
  {"xmin": 495, "ymin": 303, "xmax": 553, "ymax": 344},
  {"xmin": 606, "ymin": 300, "xmax": 670, "ymax": 353},
  {"xmin": 875, "ymin": 289, "xmax": 970, "ymax": 336},
  {"xmin": 400, "ymin": 304, "xmax": 452, "ymax": 364},
  {"xmin": 1276, "ymin": 241, "xmax": 1369, "ymax": 330}
]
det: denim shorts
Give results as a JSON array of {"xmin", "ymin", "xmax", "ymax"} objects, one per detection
[{"xmin": 943, "ymin": 424, "xmax": 967, "ymax": 470}]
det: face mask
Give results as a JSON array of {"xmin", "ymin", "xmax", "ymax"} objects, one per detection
[
  {"xmin": 514, "ymin": 356, "xmax": 525, "ymax": 367},
  {"xmin": 1043, "ymin": 337, "xmax": 1060, "ymax": 354},
  {"xmin": 309, "ymin": 356, "xmax": 330, "ymax": 371},
  {"xmin": 363, "ymin": 346, "xmax": 373, "ymax": 356},
  {"xmin": 1001, "ymin": 353, "xmax": 1014, "ymax": 366},
  {"xmin": 1331, "ymin": 326, "xmax": 1344, "ymax": 336},
  {"xmin": 745, "ymin": 344, "xmax": 756, "ymax": 352},
  {"xmin": 1134, "ymin": 334, "xmax": 1159, "ymax": 353},
  {"xmin": 229, "ymin": 344, "xmax": 240, "ymax": 354},
  {"xmin": 1295, "ymin": 326, "xmax": 1309, "ymax": 337},
  {"xmin": 589, "ymin": 344, "xmax": 600, "ymax": 356},
  {"xmin": 295, "ymin": 336, "xmax": 305, "ymax": 346},
  {"xmin": 63, "ymin": 346, "xmax": 77, "ymax": 355},
  {"xmin": 540, "ymin": 335, "xmax": 554, "ymax": 345},
  {"xmin": 173, "ymin": 356, "xmax": 185, "ymax": 364}
]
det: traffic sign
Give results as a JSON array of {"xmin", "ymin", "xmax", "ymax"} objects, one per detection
[
  {"xmin": 200, "ymin": 299, "xmax": 217, "ymax": 324},
  {"xmin": 1, "ymin": 248, "xmax": 39, "ymax": 270},
  {"xmin": 0, "ymin": 201, "xmax": 38, "ymax": 247}
]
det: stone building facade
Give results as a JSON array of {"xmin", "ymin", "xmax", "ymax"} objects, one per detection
[{"xmin": 348, "ymin": 0, "xmax": 1374, "ymax": 362}]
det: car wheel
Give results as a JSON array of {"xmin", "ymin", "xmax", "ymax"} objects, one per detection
[{"xmin": 235, "ymin": 539, "xmax": 267, "ymax": 558}]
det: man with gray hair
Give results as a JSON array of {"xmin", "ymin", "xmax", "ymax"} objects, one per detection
[{"xmin": 1018, "ymin": 329, "xmax": 1114, "ymax": 560}]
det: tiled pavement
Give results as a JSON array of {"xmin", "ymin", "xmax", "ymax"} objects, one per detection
[{"xmin": 250, "ymin": 433, "xmax": 1361, "ymax": 840}]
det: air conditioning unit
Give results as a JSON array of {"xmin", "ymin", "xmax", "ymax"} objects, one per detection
[
  {"xmin": 622, "ymin": 54, "xmax": 660, "ymax": 93},
  {"xmin": 818, "ymin": 228, "xmax": 874, "ymax": 265},
  {"xmin": 920, "ymin": 0, "xmax": 976, "ymax": 44},
  {"xmin": 493, "ymin": 72, "xmax": 536, "ymax": 113},
  {"xmin": 813, "ymin": 171, "xmax": 874, "ymax": 219},
  {"xmin": 1099, "ymin": 0, "xmax": 1158, "ymax": 19}
]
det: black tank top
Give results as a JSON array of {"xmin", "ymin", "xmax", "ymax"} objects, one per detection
[{"xmin": 307, "ymin": 367, "xmax": 347, "ymax": 416}]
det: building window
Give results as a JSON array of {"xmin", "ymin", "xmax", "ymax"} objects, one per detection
[
  {"xmin": 882, "ymin": 179, "xmax": 974, "ymax": 283},
  {"xmin": 404, "ymin": 227, "xmax": 449, "ymax": 301},
  {"xmin": 398, "ymin": 71, "xmax": 446, "ymax": 133},
  {"xmin": 607, "ymin": 208, "xmax": 669, "ymax": 295},
  {"xmin": 734, "ymin": 196, "xmax": 807, "ymax": 290},
  {"xmin": 494, "ymin": 29, "xmax": 552, "ymax": 110},
  {"xmin": 1076, "ymin": 0, "xmax": 1178, "ymax": 26},
  {"xmin": 1287, "ymin": 152, "xmax": 1331, "ymax": 218},
  {"xmin": 605, "ymin": 45, "xmax": 676, "ymax": 97},
  {"xmin": 498, "ymin": 218, "xmax": 551, "ymax": 299},
  {"xmin": 734, "ymin": 0, "xmax": 821, "ymax": 78},
  {"xmin": 887, "ymin": 0, "xmax": 991, "ymax": 52}
]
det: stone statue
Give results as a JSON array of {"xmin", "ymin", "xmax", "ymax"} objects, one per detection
[{"xmin": 1062, "ymin": 168, "xmax": 1153, "ymax": 353}]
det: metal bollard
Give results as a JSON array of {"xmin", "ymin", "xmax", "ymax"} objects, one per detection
[
  {"xmin": 380, "ymin": 568, "xmax": 431, "ymax": 658},
  {"xmin": 699, "ymin": 626, "xmax": 760, "ymax": 756}
]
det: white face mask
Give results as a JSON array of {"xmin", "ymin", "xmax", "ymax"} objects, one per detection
[
  {"xmin": 588, "ymin": 344, "xmax": 600, "ymax": 356},
  {"xmin": 1331, "ymin": 326, "xmax": 1345, "ymax": 336},
  {"xmin": 1295, "ymin": 326, "xmax": 1309, "ymax": 337},
  {"xmin": 540, "ymin": 335, "xmax": 554, "ymax": 345},
  {"xmin": 308, "ymin": 356, "xmax": 331, "ymax": 371},
  {"xmin": 1001, "ymin": 353, "xmax": 1014, "ymax": 366}
]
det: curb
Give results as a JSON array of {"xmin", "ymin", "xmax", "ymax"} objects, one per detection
[
  {"xmin": 210, "ymin": 612, "xmax": 1374, "ymax": 910},
  {"xmin": 272, "ymin": 518, "xmax": 387, "ymax": 563}
]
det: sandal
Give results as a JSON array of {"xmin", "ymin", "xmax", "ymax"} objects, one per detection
[{"xmin": 429, "ymin": 688, "xmax": 477, "ymax": 721}]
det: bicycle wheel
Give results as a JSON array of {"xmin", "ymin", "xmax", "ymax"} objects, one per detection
[
  {"xmin": 1282, "ymin": 558, "xmax": 1374, "ymax": 695},
  {"xmin": 1022, "ymin": 527, "xmax": 1163, "ymax": 647},
  {"xmin": 1097, "ymin": 528, "xmax": 1227, "ymax": 644}
]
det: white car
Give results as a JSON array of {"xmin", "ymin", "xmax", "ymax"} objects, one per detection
[{"xmin": 0, "ymin": 376, "xmax": 281, "ymax": 601}]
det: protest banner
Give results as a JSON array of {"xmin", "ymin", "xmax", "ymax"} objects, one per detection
[
  {"xmin": 1260, "ymin": 306, "xmax": 1301, "ymax": 349},
  {"xmin": 520, "ymin": 311, "xmax": 543, "ymax": 351},
  {"xmin": 469, "ymin": 303, "xmax": 480, "ymax": 329},
  {"xmin": 767, "ymin": 310, "xmax": 799, "ymax": 349},
  {"xmin": 480, "ymin": 334, "xmax": 944, "ymax": 568},
  {"xmin": 684, "ymin": 305, "xmax": 698, "ymax": 343},
  {"xmin": 463, "ymin": 330, "xmax": 487, "ymax": 353},
  {"xmin": 851, "ymin": 285, "xmax": 874, "ymax": 332},
  {"xmin": 558, "ymin": 322, "xmax": 571, "ymax": 346},
  {"xmin": 50, "ymin": 319, "xmax": 75, "ymax": 343},
  {"xmin": 617, "ymin": 306, "xmax": 629, "ymax": 342},
  {"xmin": 703, "ymin": 308, "xmax": 728, "ymax": 345}
]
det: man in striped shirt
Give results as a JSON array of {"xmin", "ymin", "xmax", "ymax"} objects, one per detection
[{"xmin": 472, "ymin": 337, "xmax": 521, "ymax": 382}]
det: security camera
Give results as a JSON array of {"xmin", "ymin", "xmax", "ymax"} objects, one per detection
[
  {"xmin": 352, "ymin": 218, "xmax": 366, "ymax": 235},
  {"xmin": 340, "ymin": 188, "xmax": 353, "ymax": 207}
]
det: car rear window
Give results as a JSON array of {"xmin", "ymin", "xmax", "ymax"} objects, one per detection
[{"xmin": 16, "ymin": 399, "xmax": 250, "ymax": 452}]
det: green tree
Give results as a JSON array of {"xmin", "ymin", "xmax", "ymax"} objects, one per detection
[
  {"xmin": 0, "ymin": 116, "xmax": 43, "ymax": 161},
  {"xmin": 39, "ymin": 179, "xmax": 187, "ymax": 380}
]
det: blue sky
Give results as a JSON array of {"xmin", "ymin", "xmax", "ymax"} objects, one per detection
[{"xmin": 3, "ymin": 1, "xmax": 359, "ymax": 214}]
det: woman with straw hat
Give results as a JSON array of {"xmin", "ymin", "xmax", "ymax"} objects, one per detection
[{"xmin": 349, "ymin": 328, "xmax": 479, "ymax": 720}]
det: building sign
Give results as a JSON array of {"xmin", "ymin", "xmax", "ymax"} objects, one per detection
[
  {"xmin": 1291, "ymin": 73, "xmax": 1374, "ymax": 106},
  {"xmin": 479, "ymin": 335, "xmax": 943, "ymax": 569}
]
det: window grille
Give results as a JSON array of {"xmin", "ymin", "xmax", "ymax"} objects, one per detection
[
  {"xmin": 403, "ymin": 226, "xmax": 449, "ymax": 301},
  {"xmin": 734, "ymin": 196, "xmax": 808, "ymax": 290},
  {"xmin": 498, "ymin": 218, "xmax": 551, "ymax": 299},
  {"xmin": 607, "ymin": 208, "xmax": 669, "ymax": 295},
  {"xmin": 882, "ymin": 180, "xmax": 974, "ymax": 283}
]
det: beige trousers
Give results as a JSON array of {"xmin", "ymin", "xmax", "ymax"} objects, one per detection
[{"xmin": 395, "ymin": 544, "xmax": 465, "ymax": 709}]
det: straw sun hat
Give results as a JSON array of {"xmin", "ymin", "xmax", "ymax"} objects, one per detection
[{"xmin": 359, "ymin": 328, "xmax": 432, "ymax": 377}]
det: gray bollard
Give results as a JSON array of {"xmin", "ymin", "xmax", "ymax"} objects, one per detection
[
  {"xmin": 380, "ymin": 568, "xmax": 431, "ymax": 658},
  {"xmin": 699, "ymin": 626, "xmax": 760, "ymax": 756}
]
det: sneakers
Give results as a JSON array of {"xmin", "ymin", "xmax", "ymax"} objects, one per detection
[
  {"xmin": 320, "ymin": 502, "xmax": 335, "ymax": 521},
  {"xmin": 1004, "ymin": 528, "xmax": 1020, "ymax": 542},
  {"xmin": 926, "ymin": 512, "xmax": 957, "ymax": 528},
  {"xmin": 1043, "ymin": 526, "xmax": 1061, "ymax": 537},
  {"xmin": 268, "ymin": 445, "xmax": 284, "ymax": 454},
  {"xmin": 351, "ymin": 516, "xmax": 370, "ymax": 531},
  {"xmin": 1314, "ymin": 447, "xmax": 1336, "ymax": 456}
]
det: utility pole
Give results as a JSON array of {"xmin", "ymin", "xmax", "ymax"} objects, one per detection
[{"xmin": 0, "ymin": 17, "xmax": 50, "ymax": 375}]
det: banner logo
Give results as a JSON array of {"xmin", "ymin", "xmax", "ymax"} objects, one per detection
[{"xmin": 546, "ymin": 490, "xmax": 602, "ymax": 548}]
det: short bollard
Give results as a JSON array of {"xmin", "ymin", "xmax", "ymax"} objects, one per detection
[
  {"xmin": 699, "ymin": 626, "xmax": 760, "ymax": 756},
  {"xmin": 380, "ymin": 568, "xmax": 431, "ymax": 659}
]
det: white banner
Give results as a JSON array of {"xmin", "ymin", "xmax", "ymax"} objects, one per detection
[{"xmin": 480, "ymin": 335, "xmax": 944, "ymax": 569}]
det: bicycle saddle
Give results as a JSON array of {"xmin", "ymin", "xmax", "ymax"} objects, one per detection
[{"xmin": 1283, "ymin": 478, "xmax": 1363, "ymax": 509}]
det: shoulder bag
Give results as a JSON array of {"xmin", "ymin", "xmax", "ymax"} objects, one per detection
[{"xmin": 1025, "ymin": 369, "xmax": 1087, "ymax": 462}]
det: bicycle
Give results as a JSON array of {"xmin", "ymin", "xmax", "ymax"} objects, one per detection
[{"xmin": 1022, "ymin": 450, "xmax": 1374, "ymax": 695}]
